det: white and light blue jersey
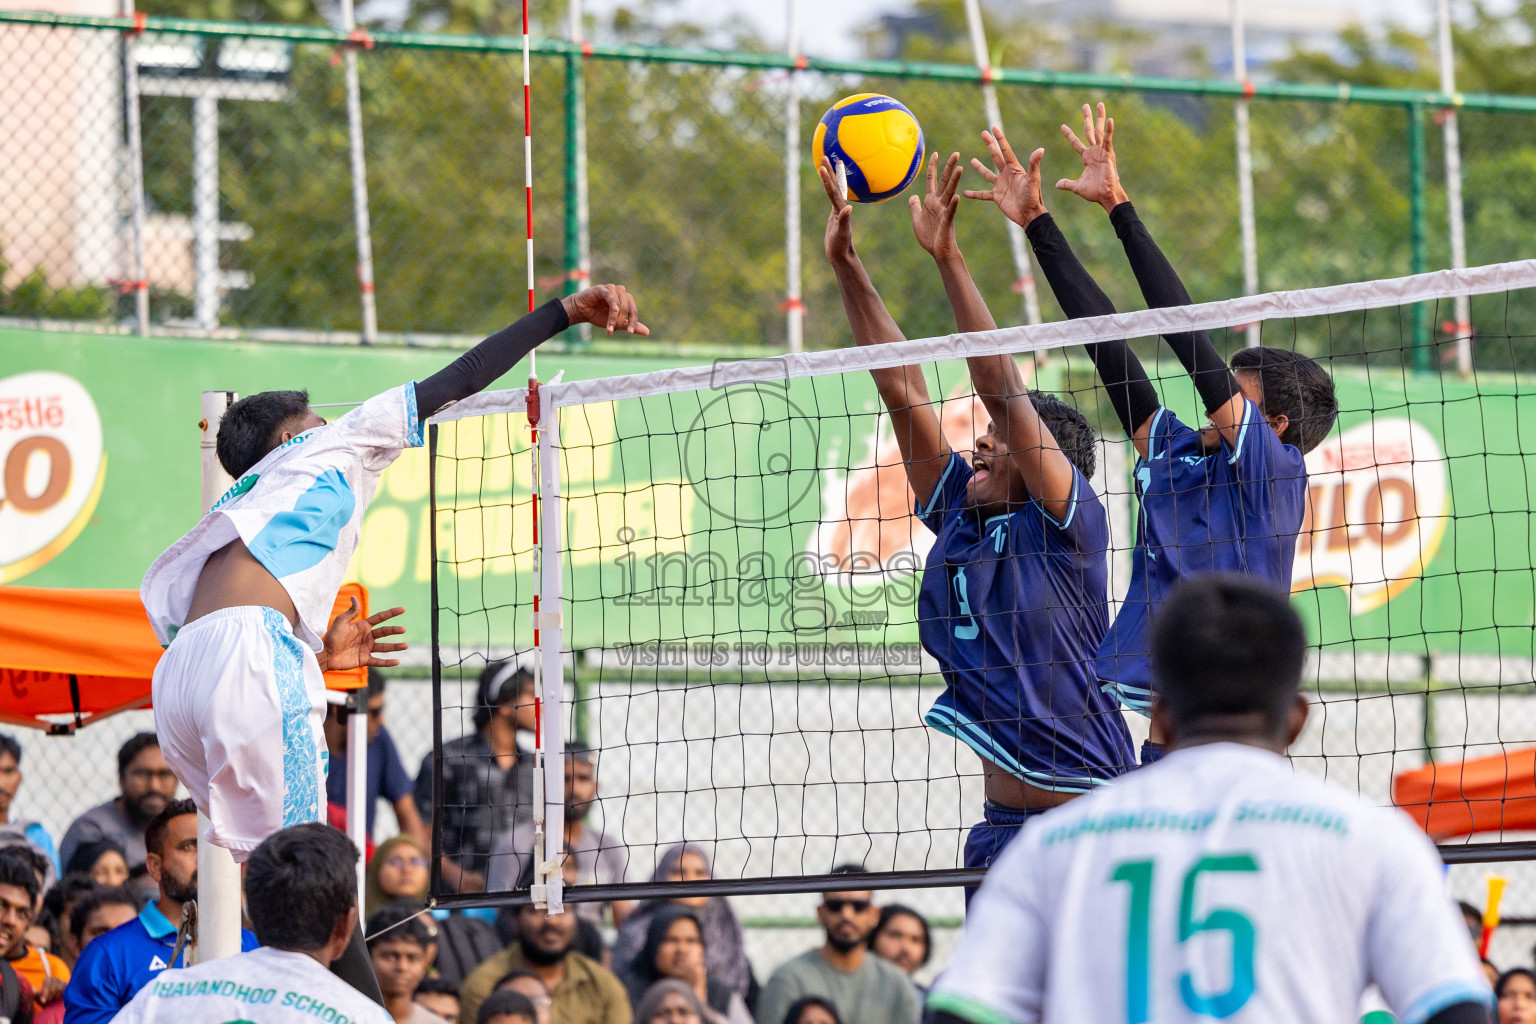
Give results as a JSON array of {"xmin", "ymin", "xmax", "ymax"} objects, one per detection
[
  {"xmin": 1098, "ymin": 401, "xmax": 1307, "ymax": 712},
  {"xmin": 915, "ymin": 452, "xmax": 1135, "ymax": 793},
  {"xmin": 141, "ymin": 384, "xmax": 423, "ymax": 651},
  {"xmin": 929, "ymin": 743, "xmax": 1491, "ymax": 1024}
]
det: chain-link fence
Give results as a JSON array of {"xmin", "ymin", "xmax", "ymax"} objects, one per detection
[{"xmin": 5, "ymin": 12, "xmax": 1536, "ymax": 361}]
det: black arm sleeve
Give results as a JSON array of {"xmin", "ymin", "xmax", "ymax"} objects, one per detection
[
  {"xmin": 415, "ymin": 299, "xmax": 570, "ymax": 418},
  {"xmin": 1109, "ymin": 202, "xmax": 1240, "ymax": 416},
  {"xmin": 1024, "ymin": 212, "xmax": 1160, "ymax": 437},
  {"xmin": 1425, "ymin": 1000, "xmax": 1493, "ymax": 1024}
]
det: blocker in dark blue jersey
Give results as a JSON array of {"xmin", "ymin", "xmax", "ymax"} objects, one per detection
[
  {"xmin": 916, "ymin": 452, "xmax": 1135, "ymax": 794},
  {"xmin": 1097, "ymin": 399, "xmax": 1307, "ymax": 712}
]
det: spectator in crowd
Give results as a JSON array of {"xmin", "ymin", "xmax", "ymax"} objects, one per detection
[
  {"xmin": 63, "ymin": 799, "xmax": 258, "ymax": 1024},
  {"xmin": 24, "ymin": 912, "xmax": 55, "ymax": 965},
  {"xmin": 0, "ymin": 735, "xmax": 60, "ymax": 878},
  {"xmin": 489, "ymin": 745, "xmax": 629, "ymax": 924},
  {"xmin": 612, "ymin": 846, "xmax": 751, "ymax": 1004},
  {"xmin": 62, "ymin": 842, "xmax": 128, "ymax": 891},
  {"xmin": 112, "ymin": 823, "xmax": 392, "ymax": 1023},
  {"xmin": 494, "ymin": 851, "xmax": 606, "ymax": 965},
  {"xmin": 414, "ymin": 977, "xmax": 461, "ymax": 1023},
  {"xmin": 42, "ymin": 876, "xmax": 99, "ymax": 967},
  {"xmin": 867, "ymin": 906, "xmax": 930, "ymax": 994},
  {"xmin": 1499, "ymin": 968, "xmax": 1536, "ymax": 1024},
  {"xmin": 0, "ymin": 846, "xmax": 66, "ymax": 1022},
  {"xmin": 0, "ymin": 957, "xmax": 33, "ymax": 1024},
  {"xmin": 477, "ymin": 990, "xmax": 538, "ymax": 1024},
  {"xmin": 754, "ymin": 868, "xmax": 918, "ymax": 1024},
  {"xmin": 1487, "ymin": 960, "xmax": 1503, "ymax": 988},
  {"xmin": 416, "ymin": 663, "xmax": 537, "ymax": 893},
  {"xmin": 368, "ymin": 835, "xmax": 431, "ymax": 919},
  {"xmin": 59, "ymin": 734, "xmax": 177, "ymax": 876},
  {"xmin": 633, "ymin": 980, "xmax": 709, "ymax": 1024},
  {"xmin": 458, "ymin": 897, "xmax": 630, "ymax": 1024},
  {"xmin": 326, "ymin": 671, "xmax": 429, "ymax": 847},
  {"xmin": 431, "ymin": 909, "xmax": 502, "ymax": 990},
  {"xmin": 624, "ymin": 906, "xmax": 751, "ymax": 1024},
  {"xmin": 780, "ymin": 997, "xmax": 840, "ymax": 1024},
  {"xmin": 368, "ymin": 902, "xmax": 441, "ymax": 1024},
  {"xmin": 491, "ymin": 969, "xmax": 551, "ymax": 1024},
  {"xmin": 65, "ymin": 887, "xmax": 137, "ymax": 959},
  {"xmin": 1460, "ymin": 901, "xmax": 1484, "ymax": 947}
]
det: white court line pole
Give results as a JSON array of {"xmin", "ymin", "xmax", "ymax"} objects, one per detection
[
  {"xmin": 120, "ymin": 0, "xmax": 149, "ymax": 336},
  {"xmin": 345, "ymin": 690, "xmax": 368, "ymax": 910},
  {"xmin": 197, "ymin": 391, "xmax": 243, "ymax": 962}
]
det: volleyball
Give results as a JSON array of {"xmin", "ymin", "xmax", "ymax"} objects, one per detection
[{"xmin": 812, "ymin": 93, "xmax": 925, "ymax": 204}]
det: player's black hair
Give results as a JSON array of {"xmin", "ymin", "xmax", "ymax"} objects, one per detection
[
  {"xmin": 245, "ymin": 823, "xmax": 358, "ymax": 952},
  {"xmin": 1151, "ymin": 574, "xmax": 1306, "ymax": 737},
  {"xmin": 416, "ymin": 976, "xmax": 460, "ymax": 999},
  {"xmin": 0, "ymin": 734, "xmax": 19, "ymax": 766},
  {"xmin": 42, "ymin": 873, "xmax": 98, "ymax": 930},
  {"xmin": 493, "ymin": 968, "xmax": 546, "ymax": 993},
  {"xmin": 64, "ymin": 838, "xmax": 127, "ymax": 879},
  {"xmin": 144, "ymin": 798, "xmax": 197, "ymax": 859},
  {"xmin": 365, "ymin": 900, "xmax": 435, "ymax": 952},
  {"xmin": 565, "ymin": 740, "xmax": 593, "ymax": 765},
  {"xmin": 784, "ymin": 997, "xmax": 843, "ymax": 1024},
  {"xmin": 116, "ymin": 732, "xmax": 159, "ymax": 777},
  {"xmin": 367, "ymin": 667, "xmax": 387, "ymax": 697},
  {"xmin": 478, "ymin": 989, "xmax": 537, "ymax": 1024},
  {"xmin": 474, "ymin": 661, "xmax": 533, "ymax": 731},
  {"xmin": 829, "ymin": 862, "xmax": 865, "ymax": 876},
  {"xmin": 68, "ymin": 885, "xmax": 137, "ymax": 941},
  {"xmin": 872, "ymin": 903, "xmax": 932, "ymax": 967},
  {"xmin": 1228, "ymin": 346, "xmax": 1337, "ymax": 454},
  {"xmin": 216, "ymin": 389, "xmax": 313, "ymax": 479},
  {"xmin": 1029, "ymin": 391, "xmax": 1096, "ymax": 479},
  {"xmin": 0, "ymin": 847, "xmax": 40, "ymax": 904}
]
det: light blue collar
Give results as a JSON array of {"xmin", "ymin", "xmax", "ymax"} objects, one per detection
[{"xmin": 139, "ymin": 901, "xmax": 177, "ymax": 940}]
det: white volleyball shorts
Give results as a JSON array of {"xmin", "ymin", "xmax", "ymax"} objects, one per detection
[{"xmin": 151, "ymin": 606, "xmax": 329, "ymax": 862}]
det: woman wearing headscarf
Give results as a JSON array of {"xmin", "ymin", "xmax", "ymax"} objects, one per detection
[
  {"xmin": 623, "ymin": 906, "xmax": 752, "ymax": 1024},
  {"xmin": 633, "ymin": 979, "xmax": 710, "ymax": 1024},
  {"xmin": 612, "ymin": 845, "xmax": 753, "ymax": 1003},
  {"xmin": 63, "ymin": 840, "xmax": 128, "ymax": 889},
  {"xmin": 366, "ymin": 834, "xmax": 430, "ymax": 918}
]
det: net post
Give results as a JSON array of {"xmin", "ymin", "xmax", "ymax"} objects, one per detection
[
  {"xmin": 783, "ymin": 0, "xmax": 804, "ymax": 353},
  {"xmin": 1409, "ymin": 101, "xmax": 1431, "ymax": 369},
  {"xmin": 535, "ymin": 395, "xmax": 566, "ymax": 913},
  {"xmin": 196, "ymin": 392, "xmax": 242, "ymax": 961},
  {"xmin": 427, "ymin": 423, "xmax": 445, "ymax": 899},
  {"xmin": 1230, "ymin": 0, "xmax": 1260, "ymax": 348},
  {"xmin": 345, "ymin": 686, "xmax": 368, "ymax": 909},
  {"xmin": 1436, "ymin": 0, "xmax": 1473, "ymax": 378},
  {"xmin": 337, "ymin": 0, "xmax": 379, "ymax": 343},
  {"xmin": 121, "ymin": 0, "xmax": 150, "ymax": 336}
]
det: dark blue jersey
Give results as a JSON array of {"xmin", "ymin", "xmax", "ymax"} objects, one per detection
[
  {"xmin": 916, "ymin": 453, "xmax": 1135, "ymax": 792},
  {"xmin": 1096, "ymin": 401, "xmax": 1308, "ymax": 711},
  {"xmin": 64, "ymin": 901, "xmax": 259, "ymax": 1024}
]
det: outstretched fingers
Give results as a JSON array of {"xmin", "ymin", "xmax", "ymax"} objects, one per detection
[
  {"xmin": 939, "ymin": 152, "xmax": 962, "ymax": 204},
  {"xmin": 818, "ymin": 157, "xmax": 849, "ymax": 211}
]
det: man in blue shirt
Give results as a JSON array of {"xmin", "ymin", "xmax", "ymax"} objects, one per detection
[
  {"xmin": 963, "ymin": 106, "xmax": 1337, "ymax": 764},
  {"xmin": 820, "ymin": 151, "xmax": 1134, "ymax": 877},
  {"xmin": 63, "ymin": 799, "xmax": 258, "ymax": 1023},
  {"xmin": 323, "ymin": 670, "xmax": 426, "ymax": 845}
]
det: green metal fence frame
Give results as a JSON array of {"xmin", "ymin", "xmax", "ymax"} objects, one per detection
[{"xmin": 6, "ymin": 7, "xmax": 1536, "ymax": 360}]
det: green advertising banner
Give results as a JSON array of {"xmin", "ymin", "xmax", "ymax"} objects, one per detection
[{"xmin": 4, "ymin": 326, "xmax": 1535, "ymax": 672}]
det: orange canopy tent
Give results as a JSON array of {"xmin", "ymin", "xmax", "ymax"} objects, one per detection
[
  {"xmin": 1, "ymin": 584, "xmax": 369, "ymax": 734},
  {"xmin": 1394, "ymin": 747, "xmax": 1536, "ymax": 839}
]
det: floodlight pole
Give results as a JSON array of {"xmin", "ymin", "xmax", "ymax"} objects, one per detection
[
  {"xmin": 1231, "ymin": 0, "xmax": 1260, "ymax": 348},
  {"xmin": 1438, "ymin": 0, "xmax": 1472, "ymax": 377},
  {"xmin": 784, "ymin": 0, "xmax": 804, "ymax": 352},
  {"xmin": 197, "ymin": 391, "xmax": 243, "ymax": 962},
  {"xmin": 121, "ymin": 0, "xmax": 149, "ymax": 336},
  {"xmin": 338, "ymin": 0, "xmax": 379, "ymax": 343},
  {"xmin": 192, "ymin": 93, "xmax": 220, "ymax": 330},
  {"xmin": 962, "ymin": 0, "xmax": 1040, "ymax": 327}
]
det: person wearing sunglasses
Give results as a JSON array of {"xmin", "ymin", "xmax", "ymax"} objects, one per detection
[{"xmin": 754, "ymin": 866, "xmax": 918, "ymax": 1024}]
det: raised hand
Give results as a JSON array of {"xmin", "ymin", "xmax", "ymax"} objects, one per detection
[
  {"xmin": 962, "ymin": 125, "xmax": 1047, "ymax": 230},
  {"xmin": 561, "ymin": 283, "xmax": 650, "ymax": 336},
  {"xmin": 319, "ymin": 598, "xmax": 407, "ymax": 672},
  {"xmin": 909, "ymin": 151, "xmax": 964, "ymax": 262},
  {"xmin": 819, "ymin": 156, "xmax": 857, "ymax": 265},
  {"xmin": 1056, "ymin": 102, "xmax": 1129, "ymax": 212}
]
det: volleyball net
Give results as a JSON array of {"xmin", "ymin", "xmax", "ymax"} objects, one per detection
[{"xmin": 427, "ymin": 258, "xmax": 1536, "ymax": 909}]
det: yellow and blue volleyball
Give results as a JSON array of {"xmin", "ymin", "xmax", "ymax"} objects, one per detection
[{"xmin": 812, "ymin": 94, "xmax": 925, "ymax": 204}]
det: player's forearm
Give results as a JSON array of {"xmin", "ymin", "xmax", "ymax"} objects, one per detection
[
  {"xmin": 415, "ymin": 299, "xmax": 571, "ymax": 417},
  {"xmin": 832, "ymin": 255, "xmax": 934, "ymax": 409},
  {"xmin": 1025, "ymin": 212, "xmax": 1157, "ymax": 436},
  {"xmin": 935, "ymin": 252, "xmax": 1023, "ymax": 420},
  {"xmin": 1109, "ymin": 202, "xmax": 1239, "ymax": 415}
]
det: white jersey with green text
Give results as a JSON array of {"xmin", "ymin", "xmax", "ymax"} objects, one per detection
[{"xmin": 928, "ymin": 742, "xmax": 1489, "ymax": 1024}]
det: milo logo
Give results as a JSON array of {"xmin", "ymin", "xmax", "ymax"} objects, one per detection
[
  {"xmin": 0, "ymin": 371, "xmax": 106, "ymax": 582},
  {"xmin": 1293, "ymin": 417, "xmax": 1448, "ymax": 613}
]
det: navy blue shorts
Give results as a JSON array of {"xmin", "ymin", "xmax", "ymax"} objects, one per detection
[{"xmin": 964, "ymin": 802, "xmax": 1050, "ymax": 906}]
